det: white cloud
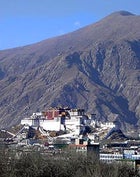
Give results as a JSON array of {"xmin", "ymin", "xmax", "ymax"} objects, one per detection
[
  {"xmin": 74, "ymin": 21, "xmax": 81, "ymax": 28},
  {"xmin": 58, "ymin": 29, "xmax": 65, "ymax": 35}
]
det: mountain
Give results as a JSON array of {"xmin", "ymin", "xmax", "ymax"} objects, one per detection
[
  {"xmin": 104, "ymin": 127, "xmax": 128, "ymax": 141},
  {"xmin": 0, "ymin": 11, "xmax": 140, "ymax": 135}
]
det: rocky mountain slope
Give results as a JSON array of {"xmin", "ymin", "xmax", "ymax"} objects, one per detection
[{"xmin": 0, "ymin": 11, "xmax": 140, "ymax": 135}]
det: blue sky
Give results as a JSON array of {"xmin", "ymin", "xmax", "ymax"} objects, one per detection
[{"xmin": 0, "ymin": 0, "xmax": 140, "ymax": 50}]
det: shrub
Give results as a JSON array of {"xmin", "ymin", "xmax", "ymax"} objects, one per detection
[{"xmin": 0, "ymin": 148, "xmax": 140, "ymax": 177}]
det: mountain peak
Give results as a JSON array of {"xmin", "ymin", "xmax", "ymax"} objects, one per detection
[
  {"xmin": 0, "ymin": 10, "xmax": 140, "ymax": 134},
  {"xmin": 113, "ymin": 10, "xmax": 135, "ymax": 16}
]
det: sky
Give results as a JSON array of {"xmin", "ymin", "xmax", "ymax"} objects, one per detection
[{"xmin": 0, "ymin": 0, "xmax": 140, "ymax": 50}]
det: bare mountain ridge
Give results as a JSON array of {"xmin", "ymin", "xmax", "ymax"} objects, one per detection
[{"xmin": 0, "ymin": 11, "xmax": 140, "ymax": 135}]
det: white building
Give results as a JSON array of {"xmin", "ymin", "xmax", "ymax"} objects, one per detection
[
  {"xmin": 21, "ymin": 109, "xmax": 88, "ymax": 136},
  {"xmin": 100, "ymin": 153, "xmax": 123, "ymax": 162}
]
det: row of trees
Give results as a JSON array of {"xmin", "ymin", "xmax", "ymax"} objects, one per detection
[{"xmin": 0, "ymin": 148, "xmax": 139, "ymax": 177}]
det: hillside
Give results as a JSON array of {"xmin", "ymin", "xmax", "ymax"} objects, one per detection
[{"xmin": 0, "ymin": 11, "xmax": 140, "ymax": 135}]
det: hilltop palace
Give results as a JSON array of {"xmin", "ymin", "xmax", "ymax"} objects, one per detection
[{"xmin": 21, "ymin": 107, "xmax": 115, "ymax": 140}]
